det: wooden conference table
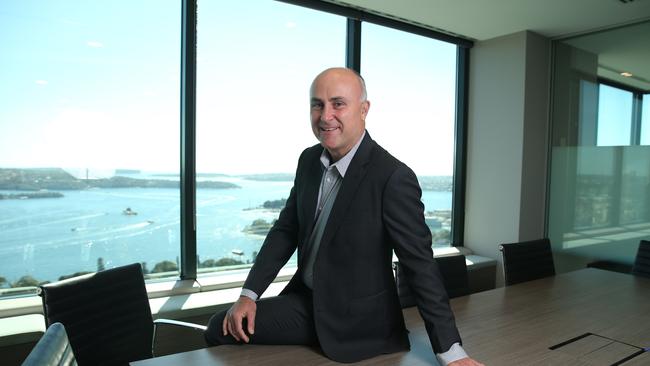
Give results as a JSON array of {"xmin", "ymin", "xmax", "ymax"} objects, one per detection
[{"xmin": 132, "ymin": 269, "xmax": 650, "ymax": 365}]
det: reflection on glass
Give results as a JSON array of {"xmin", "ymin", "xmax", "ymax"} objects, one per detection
[
  {"xmin": 597, "ymin": 84, "xmax": 633, "ymax": 146},
  {"xmin": 574, "ymin": 147, "xmax": 615, "ymax": 229},
  {"xmin": 195, "ymin": 0, "xmax": 345, "ymax": 276},
  {"xmin": 550, "ymin": 146, "xmax": 650, "ymax": 248},
  {"xmin": 620, "ymin": 148, "xmax": 650, "ymax": 224},
  {"xmin": 361, "ymin": 23, "xmax": 457, "ymax": 247},
  {"xmin": 0, "ymin": 0, "xmax": 181, "ymax": 295}
]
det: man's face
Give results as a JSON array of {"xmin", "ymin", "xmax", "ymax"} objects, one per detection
[{"xmin": 310, "ymin": 69, "xmax": 369, "ymax": 162}]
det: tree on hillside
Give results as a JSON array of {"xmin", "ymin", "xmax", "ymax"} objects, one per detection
[
  {"xmin": 152, "ymin": 260, "xmax": 178, "ymax": 273},
  {"xmin": 200, "ymin": 259, "xmax": 216, "ymax": 268},
  {"xmin": 12, "ymin": 275, "xmax": 40, "ymax": 287},
  {"xmin": 215, "ymin": 257, "xmax": 244, "ymax": 266}
]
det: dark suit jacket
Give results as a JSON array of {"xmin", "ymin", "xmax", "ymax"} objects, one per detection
[{"xmin": 243, "ymin": 132, "xmax": 461, "ymax": 362}]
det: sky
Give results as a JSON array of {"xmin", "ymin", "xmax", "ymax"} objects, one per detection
[
  {"xmin": 0, "ymin": 0, "xmax": 458, "ymax": 176},
  {"xmin": 597, "ymin": 84, "xmax": 633, "ymax": 146}
]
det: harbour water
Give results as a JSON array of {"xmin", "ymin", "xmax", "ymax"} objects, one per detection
[{"xmin": 0, "ymin": 176, "xmax": 451, "ymax": 284}]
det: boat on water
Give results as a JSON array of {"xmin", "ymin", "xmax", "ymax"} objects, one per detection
[{"xmin": 123, "ymin": 207, "xmax": 137, "ymax": 215}]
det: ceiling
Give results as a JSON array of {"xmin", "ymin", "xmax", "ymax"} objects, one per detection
[
  {"xmin": 564, "ymin": 21, "xmax": 650, "ymax": 90},
  {"xmin": 326, "ymin": 0, "xmax": 650, "ymax": 40},
  {"xmin": 325, "ymin": 0, "xmax": 650, "ymax": 91}
]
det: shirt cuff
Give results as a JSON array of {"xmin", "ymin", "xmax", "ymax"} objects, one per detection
[
  {"xmin": 437, "ymin": 343, "xmax": 468, "ymax": 365},
  {"xmin": 240, "ymin": 288, "xmax": 259, "ymax": 301}
]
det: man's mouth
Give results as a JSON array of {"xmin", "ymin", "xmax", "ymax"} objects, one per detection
[{"xmin": 320, "ymin": 126, "xmax": 338, "ymax": 132}]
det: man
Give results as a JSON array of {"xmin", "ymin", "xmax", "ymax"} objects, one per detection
[{"xmin": 205, "ymin": 68, "xmax": 483, "ymax": 366}]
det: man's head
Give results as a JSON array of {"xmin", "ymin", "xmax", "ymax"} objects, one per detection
[{"xmin": 310, "ymin": 67, "xmax": 370, "ymax": 162}]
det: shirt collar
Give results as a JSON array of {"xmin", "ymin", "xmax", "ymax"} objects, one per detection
[{"xmin": 319, "ymin": 130, "xmax": 366, "ymax": 178}]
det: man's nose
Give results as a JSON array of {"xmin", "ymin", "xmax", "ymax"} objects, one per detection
[{"xmin": 321, "ymin": 104, "xmax": 334, "ymax": 121}]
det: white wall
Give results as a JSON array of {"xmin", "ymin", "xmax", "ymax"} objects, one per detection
[{"xmin": 464, "ymin": 31, "xmax": 551, "ymax": 286}]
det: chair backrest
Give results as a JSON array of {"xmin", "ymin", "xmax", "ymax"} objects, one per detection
[
  {"xmin": 435, "ymin": 255, "xmax": 470, "ymax": 298},
  {"xmin": 22, "ymin": 322, "xmax": 77, "ymax": 366},
  {"xmin": 499, "ymin": 238, "xmax": 555, "ymax": 286},
  {"xmin": 632, "ymin": 240, "xmax": 650, "ymax": 278},
  {"xmin": 39, "ymin": 263, "xmax": 154, "ymax": 366},
  {"xmin": 394, "ymin": 254, "xmax": 470, "ymax": 308}
]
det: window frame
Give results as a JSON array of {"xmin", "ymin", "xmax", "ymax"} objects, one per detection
[
  {"xmin": 0, "ymin": 0, "xmax": 470, "ymax": 300},
  {"xmin": 179, "ymin": 0, "xmax": 473, "ymax": 280},
  {"xmin": 177, "ymin": 0, "xmax": 472, "ymax": 281},
  {"xmin": 596, "ymin": 78, "xmax": 648, "ymax": 147}
]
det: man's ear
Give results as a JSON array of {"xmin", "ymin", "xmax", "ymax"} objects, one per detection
[{"xmin": 361, "ymin": 100, "xmax": 370, "ymax": 119}]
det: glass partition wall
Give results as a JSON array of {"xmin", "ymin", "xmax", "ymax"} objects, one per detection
[{"xmin": 548, "ymin": 21, "xmax": 650, "ymax": 267}]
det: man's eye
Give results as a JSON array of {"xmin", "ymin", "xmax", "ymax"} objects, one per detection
[
  {"xmin": 311, "ymin": 103, "xmax": 323, "ymax": 110},
  {"xmin": 334, "ymin": 102, "xmax": 345, "ymax": 108}
]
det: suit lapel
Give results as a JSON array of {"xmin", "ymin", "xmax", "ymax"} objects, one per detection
[
  {"xmin": 301, "ymin": 150, "xmax": 323, "ymax": 241},
  {"xmin": 318, "ymin": 133, "xmax": 375, "ymax": 250}
]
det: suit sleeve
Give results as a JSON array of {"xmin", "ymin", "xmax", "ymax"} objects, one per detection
[
  {"xmin": 242, "ymin": 153, "xmax": 303, "ymax": 297},
  {"xmin": 382, "ymin": 165, "xmax": 462, "ymax": 353}
]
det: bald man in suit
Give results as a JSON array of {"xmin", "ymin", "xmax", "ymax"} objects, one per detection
[{"xmin": 205, "ymin": 68, "xmax": 482, "ymax": 366}]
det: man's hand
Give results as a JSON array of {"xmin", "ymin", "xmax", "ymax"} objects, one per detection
[
  {"xmin": 222, "ymin": 296, "xmax": 257, "ymax": 343},
  {"xmin": 449, "ymin": 357, "xmax": 485, "ymax": 366}
]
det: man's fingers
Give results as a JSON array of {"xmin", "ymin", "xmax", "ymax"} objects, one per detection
[
  {"xmin": 237, "ymin": 314, "xmax": 250, "ymax": 343},
  {"xmin": 222, "ymin": 297, "xmax": 257, "ymax": 343},
  {"xmin": 247, "ymin": 309, "xmax": 256, "ymax": 335},
  {"xmin": 227, "ymin": 315, "xmax": 240, "ymax": 341},
  {"xmin": 449, "ymin": 358, "xmax": 485, "ymax": 366},
  {"xmin": 232, "ymin": 312, "xmax": 250, "ymax": 343},
  {"xmin": 222, "ymin": 313, "xmax": 228, "ymax": 336}
]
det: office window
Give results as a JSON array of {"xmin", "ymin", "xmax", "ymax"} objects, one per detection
[
  {"xmin": 0, "ymin": 0, "xmax": 181, "ymax": 295},
  {"xmin": 195, "ymin": 0, "xmax": 345, "ymax": 274},
  {"xmin": 640, "ymin": 95, "xmax": 650, "ymax": 145},
  {"xmin": 597, "ymin": 84, "xmax": 633, "ymax": 146},
  {"xmin": 361, "ymin": 23, "xmax": 457, "ymax": 247},
  {"xmin": 0, "ymin": 1, "xmax": 467, "ymax": 299}
]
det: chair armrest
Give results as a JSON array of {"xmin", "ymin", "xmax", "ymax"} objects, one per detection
[
  {"xmin": 152, "ymin": 319, "xmax": 207, "ymax": 356},
  {"xmin": 153, "ymin": 318, "xmax": 207, "ymax": 331}
]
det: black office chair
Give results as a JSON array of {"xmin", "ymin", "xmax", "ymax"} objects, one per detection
[
  {"xmin": 394, "ymin": 254, "xmax": 470, "ymax": 308},
  {"xmin": 437, "ymin": 255, "xmax": 471, "ymax": 298},
  {"xmin": 632, "ymin": 240, "xmax": 650, "ymax": 278},
  {"xmin": 22, "ymin": 322, "xmax": 77, "ymax": 366},
  {"xmin": 38, "ymin": 263, "xmax": 206, "ymax": 366},
  {"xmin": 499, "ymin": 238, "xmax": 555, "ymax": 286}
]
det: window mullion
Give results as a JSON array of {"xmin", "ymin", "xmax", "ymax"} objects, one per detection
[
  {"xmin": 631, "ymin": 92, "xmax": 643, "ymax": 145},
  {"xmin": 452, "ymin": 46, "xmax": 469, "ymax": 246},
  {"xmin": 346, "ymin": 18, "xmax": 361, "ymax": 72},
  {"xmin": 180, "ymin": 0, "xmax": 198, "ymax": 280}
]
